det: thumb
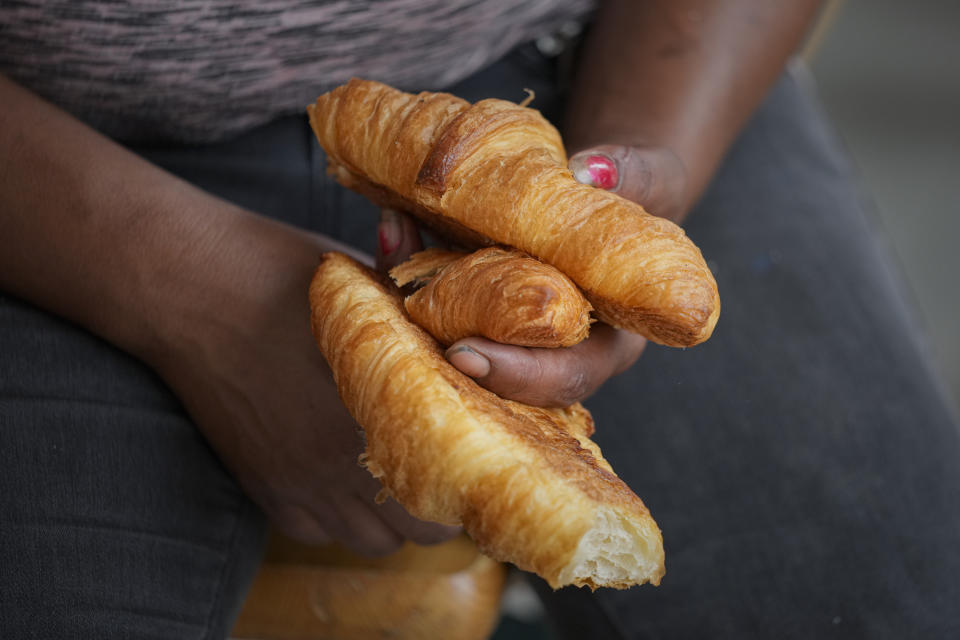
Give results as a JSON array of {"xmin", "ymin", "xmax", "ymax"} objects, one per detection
[
  {"xmin": 376, "ymin": 208, "xmax": 423, "ymax": 272},
  {"xmin": 569, "ymin": 145, "xmax": 687, "ymax": 221}
]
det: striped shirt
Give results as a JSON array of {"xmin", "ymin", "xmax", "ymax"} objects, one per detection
[{"xmin": 0, "ymin": 0, "xmax": 595, "ymax": 142}]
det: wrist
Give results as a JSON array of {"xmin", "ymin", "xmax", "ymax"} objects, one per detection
[
  {"xmin": 125, "ymin": 196, "xmax": 327, "ymax": 374},
  {"xmin": 564, "ymin": 2, "xmax": 822, "ymax": 221}
]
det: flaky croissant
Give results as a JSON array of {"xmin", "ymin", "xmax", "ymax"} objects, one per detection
[
  {"xmin": 309, "ymin": 252, "xmax": 665, "ymax": 589},
  {"xmin": 390, "ymin": 247, "xmax": 593, "ymax": 348},
  {"xmin": 308, "ymin": 78, "xmax": 720, "ymax": 347}
]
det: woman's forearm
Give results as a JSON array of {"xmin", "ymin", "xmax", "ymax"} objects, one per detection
[
  {"xmin": 0, "ymin": 76, "xmax": 466, "ymax": 551},
  {"xmin": 0, "ymin": 75, "xmax": 358, "ymax": 365},
  {"xmin": 565, "ymin": 0, "xmax": 823, "ymax": 218}
]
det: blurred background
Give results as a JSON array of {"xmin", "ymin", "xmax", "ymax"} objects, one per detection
[{"xmin": 809, "ymin": 0, "xmax": 960, "ymax": 410}]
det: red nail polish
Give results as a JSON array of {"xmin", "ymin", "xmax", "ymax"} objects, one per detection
[
  {"xmin": 587, "ymin": 154, "xmax": 619, "ymax": 190},
  {"xmin": 378, "ymin": 224, "xmax": 400, "ymax": 256},
  {"xmin": 571, "ymin": 153, "xmax": 619, "ymax": 190}
]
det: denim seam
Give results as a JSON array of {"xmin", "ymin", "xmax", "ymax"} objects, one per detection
[
  {"xmin": 199, "ymin": 495, "xmax": 248, "ymax": 640},
  {"xmin": 0, "ymin": 391, "xmax": 185, "ymax": 419}
]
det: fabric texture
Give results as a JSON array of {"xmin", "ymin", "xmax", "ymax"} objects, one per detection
[
  {"xmin": 0, "ymin": 298, "xmax": 267, "ymax": 638},
  {"xmin": 0, "ymin": 0, "xmax": 593, "ymax": 143},
  {"xmin": 1, "ymin": 40, "xmax": 959, "ymax": 638},
  {"xmin": 533, "ymin": 61, "xmax": 960, "ymax": 640}
]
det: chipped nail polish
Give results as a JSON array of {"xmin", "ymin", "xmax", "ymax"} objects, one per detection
[
  {"xmin": 378, "ymin": 210, "xmax": 401, "ymax": 256},
  {"xmin": 570, "ymin": 153, "xmax": 619, "ymax": 190}
]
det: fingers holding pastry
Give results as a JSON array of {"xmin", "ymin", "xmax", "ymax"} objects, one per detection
[
  {"xmin": 326, "ymin": 493, "xmax": 406, "ymax": 556},
  {"xmin": 376, "ymin": 208, "xmax": 423, "ymax": 272},
  {"xmin": 446, "ymin": 324, "xmax": 646, "ymax": 408},
  {"xmin": 269, "ymin": 491, "xmax": 458, "ymax": 556},
  {"xmin": 569, "ymin": 144, "xmax": 689, "ymax": 223},
  {"xmin": 268, "ymin": 503, "xmax": 335, "ymax": 547},
  {"xmin": 311, "ymin": 80, "xmax": 719, "ymax": 347},
  {"xmin": 374, "ymin": 497, "xmax": 463, "ymax": 546},
  {"xmin": 276, "ymin": 500, "xmax": 402, "ymax": 557}
]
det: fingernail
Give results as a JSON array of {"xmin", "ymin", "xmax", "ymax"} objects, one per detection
[
  {"xmin": 378, "ymin": 209, "xmax": 401, "ymax": 256},
  {"xmin": 446, "ymin": 345, "xmax": 491, "ymax": 378},
  {"xmin": 570, "ymin": 152, "xmax": 619, "ymax": 190}
]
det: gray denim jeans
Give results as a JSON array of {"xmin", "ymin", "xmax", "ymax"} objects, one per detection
[{"xmin": 2, "ymin": 47, "xmax": 959, "ymax": 638}]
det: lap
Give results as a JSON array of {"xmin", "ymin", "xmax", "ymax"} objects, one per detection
[
  {"xmin": 541, "ymin": 65, "xmax": 960, "ymax": 639},
  {"xmin": 0, "ymin": 295, "xmax": 265, "ymax": 639}
]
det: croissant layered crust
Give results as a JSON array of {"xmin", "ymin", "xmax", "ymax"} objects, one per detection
[
  {"xmin": 390, "ymin": 247, "xmax": 593, "ymax": 348},
  {"xmin": 308, "ymin": 78, "xmax": 720, "ymax": 347},
  {"xmin": 309, "ymin": 253, "xmax": 665, "ymax": 589}
]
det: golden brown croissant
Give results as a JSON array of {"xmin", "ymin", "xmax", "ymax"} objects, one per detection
[
  {"xmin": 389, "ymin": 247, "xmax": 593, "ymax": 348},
  {"xmin": 308, "ymin": 78, "xmax": 720, "ymax": 347},
  {"xmin": 309, "ymin": 252, "xmax": 665, "ymax": 589}
]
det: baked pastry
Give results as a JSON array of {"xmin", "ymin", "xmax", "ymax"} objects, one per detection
[
  {"xmin": 308, "ymin": 78, "xmax": 720, "ymax": 347},
  {"xmin": 390, "ymin": 247, "xmax": 593, "ymax": 348},
  {"xmin": 309, "ymin": 252, "xmax": 665, "ymax": 589}
]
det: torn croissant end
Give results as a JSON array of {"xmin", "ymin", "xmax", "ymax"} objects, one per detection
[
  {"xmin": 307, "ymin": 77, "xmax": 720, "ymax": 347},
  {"xmin": 390, "ymin": 247, "xmax": 594, "ymax": 348},
  {"xmin": 310, "ymin": 252, "xmax": 665, "ymax": 589}
]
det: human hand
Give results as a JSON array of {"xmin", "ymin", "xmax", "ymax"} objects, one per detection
[
  {"xmin": 149, "ymin": 215, "xmax": 458, "ymax": 555},
  {"xmin": 445, "ymin": 325, "xmax": 646, "ymax": 408},
  {"xmin": 372, "ymin": 142, "xmax": 680, "ymax": 407},
  {"xmin": 0, "ymin": 73, "xmax": 456, "ymax": 556},
  {"xmin": 568, "ymin": 144, "xmax": 689, "ymax": 223}
]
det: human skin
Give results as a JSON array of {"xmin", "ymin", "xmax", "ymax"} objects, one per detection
[
  {"xmin": 0, "ymin": 1, "xmax": 821, "ymax": 551},
  {"xmin": 440, "ymin": 0, "xmax": 823, "ymax": 406},
  {"xmin": 0, "ymin": 75, "xmax": 456, "ymax": 554}
]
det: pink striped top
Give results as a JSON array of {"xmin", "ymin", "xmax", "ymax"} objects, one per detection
[{"xmin": 0, "ymin": 0, "xmax": 594, "ymax": 142}]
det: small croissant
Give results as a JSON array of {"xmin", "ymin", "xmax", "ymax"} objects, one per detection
[
  {"xmin": 308, "ymin": 78, "xmax": 720, "ymax": 347},
  {"xmin": 390, "ymin": 247, "xmax": 593, "ymax": 348}
]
